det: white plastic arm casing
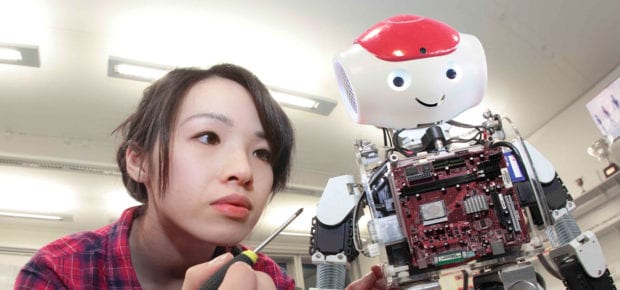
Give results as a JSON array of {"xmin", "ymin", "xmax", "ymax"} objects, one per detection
[{"xmin": 316, "ymin": 175, "xmax": 363, "ymax": 226}]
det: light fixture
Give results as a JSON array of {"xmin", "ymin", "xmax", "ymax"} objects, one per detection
[
  {"xmin": 269, "ymin": 87, "xmax": 337, "ymax": 116},
  {"xmin": 271, "ymin": 90, "xmax": 318, "ymax": 109},
  {"xmin": 0, "ymin": 47, "xmax": 21, "ymax": 61},
  {"xmin": 280, "ymin": 231, "xmax": 312, "ymax": 237},
  {"xmin": 0, "ymin": 43, "xmax": 40, "ymax": 67},
  {"xmin": 0, "ymin": 210, "xmax": 66, "ymax": 221},
  {"xmin": 107, "ymin": 57, "xmax": 336, "ymax": 115},
  {"xmin": 108, "ymin": 56, "xmax": 173, "ymax": 82}
]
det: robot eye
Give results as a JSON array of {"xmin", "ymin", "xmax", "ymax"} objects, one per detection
[
  {"xmin": 446, "ymin": 69, "xmax": 457, "ymax": 79},
  {"xmin": 445, "ymin": 63, "xmax": 463, "ymax": 81},
  {"xmin": 388, "ymin": 69, "xmax": 411, "ymax": 91},
  {"xmin": 393, "ymin": 76, "xmax": 404, "ymax": 87}
]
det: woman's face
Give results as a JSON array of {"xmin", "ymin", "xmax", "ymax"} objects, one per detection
[{"xmin": 149, "ymin": 76, "xmax": 274, "ymax": 245}]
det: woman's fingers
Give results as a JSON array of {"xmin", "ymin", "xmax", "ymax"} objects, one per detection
[
  {"xmin": 182, "ymin": 253, "xmax": 276, "ymax": 290},
  {"xmin": 182, "ymin": 253, "xmax": 233, "ymax": 290},
  {"xmin": 345, "ymin": 265, "xmax": 387, "ymax": 290},
  {"xmin": 220, "ymin": 262, "xmax": 276, "ymax": 290}
]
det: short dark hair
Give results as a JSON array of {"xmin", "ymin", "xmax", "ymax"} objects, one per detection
[{"xmin": 114, "ymin": 64, "xmax": 295, "ymax": 202}]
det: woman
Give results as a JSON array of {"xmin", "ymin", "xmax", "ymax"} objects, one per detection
[{"xmin": 15, "ymin": 64, "xmax": 295, "ymax": 289}]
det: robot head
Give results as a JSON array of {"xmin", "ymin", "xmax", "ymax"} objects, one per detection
[{"xmin": 334, "ymin": 14, "xmax": 487, "ymax": 129}]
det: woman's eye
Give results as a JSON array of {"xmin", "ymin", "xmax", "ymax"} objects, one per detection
[
  {"xmin": 253, "ymin": 149, "xmax": 272, "ymax": 163},
  {"xmin": 196, "ymin": 132, "xmax": 220, "ymax": 144}
]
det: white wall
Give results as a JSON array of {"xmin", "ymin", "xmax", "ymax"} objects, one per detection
[
  {"xmin": 527, "ymin": 64, "xmax": 620, "ymax": 286},
  {"xmin": 528, "ymin": 65, "xmax": 620, "ymax": 198},
  {"xmin": 0, "ymin": 255, "xmax": 31, "ymax": 290}
]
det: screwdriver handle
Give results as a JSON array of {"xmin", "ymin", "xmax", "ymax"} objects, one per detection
[{"xmin": 198, "ymin": 250, "xmax": 259, "ymax": 290}]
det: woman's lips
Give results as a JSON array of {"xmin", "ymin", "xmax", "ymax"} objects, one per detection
[{"xmin": 211, "ymin": 195, "xmax": 252, "ymax": 219}]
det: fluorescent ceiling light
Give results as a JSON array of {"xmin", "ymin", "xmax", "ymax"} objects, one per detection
[
  {"xmin": 0, "ymin": 210, "xmax": 65, "ymax": 221},
  {"xmin": 269, "ymin": 87, "xmax": 337, "ymax": 116},
  {"xmin": 271, "ymin": 91, "xmax": 318, "ymax": 109},
  {"xmin": 280, "ymin": 231, "xmax": 312, "ymax": 237},
  {"xmin": 0, "ymin": 43, "xmax": 40, "ymax": 67},
  {"xmin": 0, "ymin": 47, "xmax": 22, "ymax": 61},
  {"xmin": 114, "ymin": 63, "xmax": 169, "ymax": 81},
  {"xmin": 108, "ymin": 56, "xmax": 173, "ymax": 82},
  {"xmin": 106, "ymin": 57, "xmax": 336, "ymax": 115}
]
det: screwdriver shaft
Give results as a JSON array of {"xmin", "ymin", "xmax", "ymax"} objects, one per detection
[
  {"xmin": 198, "ymin": 207, "xmax": 304, "ymax": 290},
  {"xmin": 255, "ymin": 207, "xmax": 303, "ymax": 253}
]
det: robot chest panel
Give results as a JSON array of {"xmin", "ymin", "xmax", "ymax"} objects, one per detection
[{"xmin": 390, "ymin": 146, "xmax": 530, "ymax": 269}]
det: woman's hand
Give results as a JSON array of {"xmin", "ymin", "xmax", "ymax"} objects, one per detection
[
  {"xmin": 182, "ymin": 253, "xmax": 276, "ymax": 290},
  {"xmin": 346, "ymin": 265, "xmax": 388, "ymax": 290}
]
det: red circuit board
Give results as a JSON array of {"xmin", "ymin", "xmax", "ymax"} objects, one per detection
[{"xmin": 390, "ymin": 146, "xmax": 530, "ymax": 269}]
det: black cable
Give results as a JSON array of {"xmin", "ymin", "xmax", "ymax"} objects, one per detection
[
  {"xmin": 367, "ymin": 161, "xmax": 388, "ymax": 189},
  {"xmin": 448, "ymin": 119, "xmax": 483, "ymax": 129},
  {"xmin": 446, "ymin": 120, "xmax": 487, "ymax": 145},
  {"xmin": 391, "ymin": 128, "xmax": 403, "ymax": 151},
  {"xmin": 490, "ymin": 141, "xmax": 530, "ymax": 180},
  {"xmin": 382, "ymin": 128, "xmax": 388, "ymax": 147},
  {"xmin": 384, "ymin": 148, "xmax": 395, "ymax": 159},
  {"xmin": 446, "ymin": 129, "xmax": 484, "ymax": 145},
  {"xmin": 391, "ymin": 129, "xmax": 415, "ymax": 157},
  {"xmin": 461, "ymin": 269, "xmax": 469, "ymax": 290},
  {"xmin": 537, "ymin": 253, "xmax": 562, "ymax": 280}
]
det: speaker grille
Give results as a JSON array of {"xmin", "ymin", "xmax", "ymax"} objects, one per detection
[{"xmin": 334, "ymin": 62, "xmax": 358, "ymax": 114}]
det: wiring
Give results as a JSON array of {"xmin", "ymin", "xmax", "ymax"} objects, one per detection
[
  {"xmin": 351, "ymin": 187, "xmax": 371, "ymax": 256},
  {"xmin": 385, "ymin": 128, "xmax": 416, "ymax": 157},
  {"xmin": 461, "ymin": 269, "xmax": 469, "ymax": 290},
  {"xmin": 366, "ymin": 162, "xmax": 388, "ymax": 190},
  {"xmin": 447, "ymin": 119, "xmax": 481, "ymax": 129},
  {"xmin": 382, "ymin": 127, "xmax": 395, "ymax": 148},
  {"xmin": 446, "ymin": 119, "xmax": 487, "ymax": 145},
  {"xmin": 446, "ymin": 131, "xmax": 484, "ymax": 145},
  {"xmin": 382, "ymin": 128, "xmax": 389, "ymax": 147},
  {"xmin": 490, "ymin": 141, "xmax": 530, "ymax": 181}
]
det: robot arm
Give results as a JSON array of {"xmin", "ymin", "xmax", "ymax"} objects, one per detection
[
  {"xmin": 309, "ymin": 175, "xmax": 363, "ymax": 290},
  {"xmin": 505, "ymin": 138, "xmax": 615, "ymax": 289}
]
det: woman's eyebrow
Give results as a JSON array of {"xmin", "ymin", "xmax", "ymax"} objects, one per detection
[
  {"xmin": 180, "ymin": 112, "xmax": 233, "ymax": 127},
  {"xmin": 181, "ymin": 112, "xmax": 266, "ymax": 141}
]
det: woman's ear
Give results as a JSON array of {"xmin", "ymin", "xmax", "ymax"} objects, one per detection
[{"xmin": 126, "ymin": 145, "xmax": 149, "ymax": 183}]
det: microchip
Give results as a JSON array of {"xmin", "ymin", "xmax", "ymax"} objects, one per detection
[{"xmin": 420, "ymin": 200, "xmax": 448, "ymax": 226}]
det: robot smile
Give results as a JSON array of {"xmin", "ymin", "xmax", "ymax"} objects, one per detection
[{"xmin": 415, "ymin": 95, "xmax": 446, "ymax": 108}]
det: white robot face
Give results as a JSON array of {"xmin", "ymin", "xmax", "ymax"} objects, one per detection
[{"xmin": 334, "ymin": 15, "xmax": 487, "ymax": 129}]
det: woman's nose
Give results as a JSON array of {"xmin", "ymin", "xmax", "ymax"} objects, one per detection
[{"xmin": 221, "ymin": 150, "xmax": 253, "ymax": 187}]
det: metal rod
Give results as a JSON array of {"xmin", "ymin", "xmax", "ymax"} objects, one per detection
[{"xmin": 254, "ymin": 207, "xmax": 304, "ymax": 253}]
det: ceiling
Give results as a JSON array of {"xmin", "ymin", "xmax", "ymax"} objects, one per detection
[{"xmin": 1, "ymin": 0, "xmax": 620, "ymax": 245}]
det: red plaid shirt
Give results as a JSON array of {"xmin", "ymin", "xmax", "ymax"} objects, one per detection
[{"xmin": 15, "ymin": 206, "xmax": 295, "ymax": 290}]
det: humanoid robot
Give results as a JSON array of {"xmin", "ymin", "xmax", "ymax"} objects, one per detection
[{"xmin": 309, "ymin": 14, "xmax": 617, "ymax": 290}]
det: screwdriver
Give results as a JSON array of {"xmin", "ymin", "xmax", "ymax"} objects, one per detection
[{"xmin": 199, "ymin": 207, "xmax": 304, "ymax": 290}]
